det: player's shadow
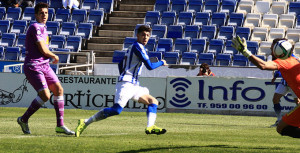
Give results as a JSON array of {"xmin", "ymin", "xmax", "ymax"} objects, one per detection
[{"xmin": 118, "ymin": 144, "xmax": 281, "ymax": 153}]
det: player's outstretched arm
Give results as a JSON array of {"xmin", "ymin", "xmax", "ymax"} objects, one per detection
[
  {"xmin": 36, "ymin": 40, "xmax": 59, "ymax": 64},
  {"xmin": 231, "ymin": 36, "xmax": 278, "ymax": 70}
]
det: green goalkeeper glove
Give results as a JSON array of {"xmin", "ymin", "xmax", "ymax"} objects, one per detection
[{"xmin": 231, "ymin": 36, "xmax": 252, "ymax": 58}]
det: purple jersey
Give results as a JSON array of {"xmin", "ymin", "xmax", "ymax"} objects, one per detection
[{"xmin": 24, "ymin": 23, "xmax": 50, "ymax": 65}]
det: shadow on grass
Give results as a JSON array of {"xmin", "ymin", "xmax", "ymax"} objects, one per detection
[{"xmin": 118, "ymin": 144, "xmax": 283, "ymax": 153}]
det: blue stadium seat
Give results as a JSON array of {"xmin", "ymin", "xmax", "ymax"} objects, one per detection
[
  {"xmin": 0, "ymin": 7, "xmax": 6, "ymax": 20},
  {"xmin": 184, "ymin": 25, "xmax": 200, "ymax": 39},
  {"xmin": 296, "ymin": 15, "xmax": 300, "ymax": 29},
  {"xmin": 247, "ymin": 41, "xmax": 259, "ymax": 55},
  {"xmin": 21, "ymin": 7, "xmax": 35, "ymax": 21},
  {"xmin": 249, "ymin": 55, "xmax": 265, "ymax": 66},
  {"xmin": 112, "ymin": 50, "xmax": 125, "ymax": 63},
  {"xmin": 20, "ymin": 47, "xmax": 26, "ymax": 61},
  {"xmin": 174, "ymin": 38, "xmax": 189, "ymax": 54},
  {"xmin": 54, "ymin": 8, "xmax": 71, "ymax": 22},
  {"xmin": 187, "ymin": 0, "xmax": 203, "ymax": 13},
  {"xmin": 123, "ymin": 37, "xmax": 136, "ymax": 50},
  {"xmin": 177, "ymin": 12, "xmax": 193, "ymax": 26},
  {"xmin": 49, "ymin": 35, "xmax": 66, "ymax": 49},
  {"xmin": 194, "ymin": 12, "xmax": 210, "ymax": 26},
  {"xmin": 164, "ymin": 52, "xmax": 179, "ymax": 64},
  {"xmin": 181, "ymin": 52, "xmax": 197, "ymax": 65},
  {"xmin": 198, "ymin": 53, "xmax": 214, "ymax": 66},
  {"xmin": 76, "ymin": 23, "xmax": 93, "ymax": 39},
  {"xmin": 65, "ymin": 36, "xmax": 82, "ymax": 52},
  {"xmin": 161, "ymin": 11, "xmax": 176, "ymax": 26},
  {"xmin": 151, "ymin": 24, "xmax": 167, "ymax": 38},
  {"xmin": 203, "ymin": 0, "xmax": 220, "ymax": 13},
  {"xmin": 215, "ymin": 53, "xmax": 231, "ymax": 66},
  {"xmin": 156, "ymin": 38, "xmax": 173, "ymax": 53},
  {"xmin": 211, "ymin": 12, "xmax": 227, "ymax": 28},
  {"xmin": 224, "ymin": 40, "xmax": 238, "ymax": 54},
  {"xmin": 81, "ymin": 0, "xmax": 99, "ymax": 10},
  {"xmin": 48, "ymin": 8, "xmax": 55, "ymax": 21},
  {"xmin": 232, "ymin": 54, "xmax": 248, "ymax": 67},
  {"xmin": 0, "ymin": 33, "xmax": 16, "ymax": 47},
  {"xmin": 0, "ymin": 46, "xmax": 4, "ymax": 60},
  {"xmin": 166, "ymin": 25, "xmax": 183, "ymax": 38},
  {"xmin": 171, "ymin": 0, "xmax": 187, "ymax": 14},
  {"xmin": 145, "ymin": 11, "xmax": 160, "ymax": 26},
  {"xmin": 46, "ymin": 21, "xmax": 60, "ymax": 36},
  {"xmin": 70, "ymin": 9, "xmax": 87, "ymax": 23},
  {"xmin": 55, "ymin": 48, "xmax": 70, "ymax": 63},
  {"xmin": 60, "ymin": 22, "xmax": 77, "ymax": 36},
  {"xmin": 227, "ymin": 13, "xmax": 244, "ymax": 27},
  {"xmin": 16, "ymin": 34, "xmax": 26, "ymax": 47},
  {"xmin": 50, "ymin": 0, "xmax": 63, "ymax": 10},
  {"xmin": 5, "ymin": 47, "xmax": 20, "ymax": 60},
  {"xmin": 10, "ymin": 20, "xmax": 27, "ymax": 34},
  {"xmin": 87, "ymin": 9, "xmax": 104, "ymax": 26},
  {"xmin": 217, "ymin": 26, "xmax": 234, "ymax": 40},
  {"xmin": 220, "ymin": 0, "xmax": 236, "ymax": 14},
  {"xmin": 148, "ymin": 51, "xmax": 162, "ymax": 61},
  {"xmin": 207, "ymin": 39, "xmax": 224, "ymax": 55},
  {"xmin": 288, "ymin": 2, "xmax": 300, "ymax": 16},
  {"xmin": 6, "ymin": 7, "xmax": 22, "ymax": 21},
  {"xmin": 190, "ymin": 38, "xmax": 206, "ymax": 54},
  {"xmin": 35, "ymin": 0, "xmax": 50, "ymax": 5},
  {"xmin": 200, "ymin": 25, "xmax": 216, "ymax": 40},
  {"xmin": 154, "ymin": 0, "xmax": 170, "ymax": 13},
  {"xmin": 99, "ymin": 0, "xmax": 114, "ymax": 14},
  {"xmin": 236, "ymin": 27, "xmax": 251, "ymax": 40},
  {"xmin": 145, "ymin": 37, "xmax": 156, "ymax": 51},
  {"xmin": 0, "ymin": 20, "xmax": 10, "ymax": 33}
]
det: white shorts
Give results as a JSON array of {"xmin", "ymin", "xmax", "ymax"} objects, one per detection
[
  {"xmin": 114, "ymin": 81, "xmax": 149, "ymax": 108},
  {"xmin": 275, "ymin": 83, "xmax": 297, "ymax": 98}
]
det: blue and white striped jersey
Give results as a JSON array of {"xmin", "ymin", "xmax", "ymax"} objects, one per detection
[
  {"xmin": 274, "ymin": 70, "xmax": 288, "ymax": 86},
  {"xmin": 118, "ymin": 41, "xmax": 164, "ymax": 84}
]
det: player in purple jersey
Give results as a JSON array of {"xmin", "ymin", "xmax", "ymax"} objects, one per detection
[{"xmin": 17, "ymin": 2, "xmax": 74, "ymax": 135}]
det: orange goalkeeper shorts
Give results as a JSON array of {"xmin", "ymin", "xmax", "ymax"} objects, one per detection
[{"xmin": 282, "ymin": 105, "xmax": 300, "ymax": 127}]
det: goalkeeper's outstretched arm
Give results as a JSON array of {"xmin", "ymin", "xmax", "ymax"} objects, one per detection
[{"xmin": 231, "ymin": 36, "xmax": 278, "ymax": 70}]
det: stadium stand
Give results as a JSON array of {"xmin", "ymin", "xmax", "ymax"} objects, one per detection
[
  {"xmin": 232, "ymin": 54, "xmax": 249, "ymax": 67},
  {"xmin": 198, "ymin": 52, "xmax": 214, "ymax": 66},
  {"xmin": 148, "ymin": 51, "xmax": 162, "ymax": 60},
  {"xmin": 0, "ymin": 20, "xmax": 10, "ymax": 33},
  {"xmin": 154, "ymin": 0, "xmax": 170, "ymax": 13},
  {"xmin": 207, "ymin": 39, "xmax": 224, "ymax": 55},
  {"xmin": 81, "ymin": 0, "xmax": 99, "ymax": 10},
  {"xmin": 236, "ymin": 0, "xmax": 254, "ymax": 14},
  {"xmin": 177, "ymin": 12, "xmax": 193, "ymax": 26},
  {"xmin": 145, "ymin": 37, "xmax": 157, "ymax": 51},
  {"xmin": 21, "ymin": 7, "xmax": 35, "ymax": 21},
  {"xmin": 0, "ymin": 46, "xmax": 4, "ymax": 60},
  {"xmin": 227, "ymin": 12, "xmax": 244, "ymax": 27},
  {"xmin": 99, "ymin": 0, "xmax": 114, "ymax": 14},
  {"xmin": 166, "ymin": 25, "xmax": 183, "ymax": 38},
  {"xmin": 60, "ymin": 22, "xmax": 77, "ymax": 36},
  {"xmin": 6, "ymin": 7, "xmax": 22, "ymax": 21},
  {"xmin": 258, "ymin": 41, "xmax": 272, "ymax": 56},
  {"xmin": 184, "ymin": 25, "xmax": 200, "ymax": 39},
  {"xmin": 123, "ymin": 37, "xmax": 136, "ymax": 50},
  {"xmin": 5, "ymin": 47, "xmax": 20, "ymax": 61},
  {"xmin": 156, "ymin": 38, "xmax": 173, "ymax": 53},
  {"xmin": 16, "ymin": 34, "xmax": 26, "ymax": 47},
  {"xmin": 49, "ymin": 35, "xmax": 66, "ymax": 49},
  {"xmin": 161, "ymin": 11, "xmax": 177, "ymax": 26},
  {"xmin": 187, "ymin": 0, "xmax": 203, "ymax": 13},
  {"xmin": 46, "ymin": 21, "xmax": 60, "ymax": 36},
  {"xmin": 171, "ymin": 0, "xmax": 187, "ymax": 14},
  {"xmin": 181, "ymin": 52, "xmax": 197, "ymax": 65},
  {"xmin": 217, "ymin": 26, "xmax": 234, "ymax": 40},
  {"xmin": 54, "ymin": 8, "xmax": 71, "ymax": 22},
  {"xmin": 0, "ymin": 33, "xmax": 16, "ymax": 47},
  {"xmin": 76, "ymin": 23, "xmax": 93, "ymax": 39},
  {"xmin": 164, "ymin": 52, "xmax": 180, "ymax": 64},
  {"xmin": 112, "ymin": 50, "xmax": 125, "ymax": 63},
  {"xmin": 70, "ymin": 9, "xmax": 87, "ymax": 23},
  {"xmin": 211, "ymin": 12, "xmax": 227, "ymax": 28},
  {"xmin": 152, "ymin": 24, "xmax": 167, "ymax": 38},
  {"xmin": 220, "ymin": 0, "xmax": 236, "ymax": 14},
  {"xmin": 203, "ymin": 0, "xmax": 220, "ymax": 13},
  {"xmin": 65, "ymin": 36, "xmax": 82, "ymax": 52},
  {"xmin": 0, "ymin": 7, "xmax": 6, "ymax": 20},
  {"xmin": 173, "ymin": 38, "xmax": 189, "ymax": 54},
  {"xmin": 10, "ymin": 20, "xmax": 27, "ymax": 34},
  {"xmin": 87, "ymin": 9, "xmax": 104, "ymax": 26},
  {"xmin": 145, "ymin": 11, "xmax": 160, "ymax": 26},
  {"xmin": 190, "ymin": 38, "xmax": 206, "ymax": 54},
  {"xmin": 215, "ymin": 53, "xmax": 232, "ymax": 66},
  {"xmin": 224, "ymin": 40, "xmax": 238, "ymax": 55},
  {"xmin": 194, "ymin": 12, "xmax": 210, "ymax": 26}
]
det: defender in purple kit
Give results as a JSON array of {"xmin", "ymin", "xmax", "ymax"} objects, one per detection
[{"xmin": 17, "ymin": 2, "xmax": 74, "ymax": 135}]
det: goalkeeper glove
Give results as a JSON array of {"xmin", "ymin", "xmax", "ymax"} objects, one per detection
[{"xmin": 231, "ymin": 36, "xmax": 252, "ymax": 58}]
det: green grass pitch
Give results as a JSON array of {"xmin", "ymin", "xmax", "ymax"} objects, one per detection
[{"xmin": 1, "ymin": 107, "xmax": 300, "ymax": 153}]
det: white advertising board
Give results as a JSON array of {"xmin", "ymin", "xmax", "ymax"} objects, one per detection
[
  {"xmin": 166, "ymin": 77, "xmax": 297, "ymax": 116},
  {"xmin": 0, "ymin": 73, "xmax": 166, "ymax": 112}
]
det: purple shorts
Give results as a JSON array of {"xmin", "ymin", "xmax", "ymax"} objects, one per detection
[{"xmin": 24, "ymin": 63, "xmax": 59, "ymax": 92}]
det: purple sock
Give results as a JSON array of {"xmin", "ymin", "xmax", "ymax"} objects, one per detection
[
  {"xmin": 53, "ymin": 96, "xmax": 64, "ymax": 127},
  {"xmin": 21, "ymin": 98, "xmax": 42, "ymax": 123}
]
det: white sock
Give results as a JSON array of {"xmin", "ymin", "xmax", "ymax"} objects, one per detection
[{"xmin": 147, "ymin": 112, "xmax": 157, "ymax": 127}]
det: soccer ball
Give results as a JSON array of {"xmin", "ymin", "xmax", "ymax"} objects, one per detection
[{"xmin": 272, "ymin": 40, "xmax": 293, "ymax": 60}]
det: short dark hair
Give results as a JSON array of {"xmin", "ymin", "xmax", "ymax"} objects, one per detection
[
  {"xmin": 200, "ymin": 63, "xmax": 210, "ymax": 69},
  {"xmin": 35, "ymin": 2, "xmax": 49, "ymax": 14},
  {"xmin": 137, "ymin": 25, "xmax": 152, "ymax": 34}
]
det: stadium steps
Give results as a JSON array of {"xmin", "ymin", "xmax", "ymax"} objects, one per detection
[{"xmin": 84, "ymin": 0, "xmax": 155, "ymax": 64}]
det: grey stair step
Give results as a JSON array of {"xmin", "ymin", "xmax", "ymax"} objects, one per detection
[
  {"xmin": 120, "ymin": 0, "xmax": 155, "ymax": 5},
  {"xmin": 99, "ymin": 24, "xmax": 136, "ymax": 31},
  {"xmin": 87, "ymin": 43, "xmax": 123, "ymax": 51},
  {"xmin": 88, "ymin": 37, "xmax": 125, "ymax": 44},
  {"xmin": 119, "ymin": 4, "xmax": 154, "ymax": 12},
  {"xmin": 110, "ymin": 11, "xmax": 146, "ymax": 18},
  {"xmin": 109, "ymin": 17, "xmax": 145, "ymax": 24},
  {"xmin": 94, "ymin": 51, "xmax": 115, "ymax": 57},
  {"xmin": 97, "ymin": 30, "xmax": 134, "ymax": 37},
  {"xmin": 95, "ymin": 57, "xmax": 113, "ymax": 63}
]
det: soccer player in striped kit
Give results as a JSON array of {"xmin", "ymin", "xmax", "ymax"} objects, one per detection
[
  {"xmin": 17, "ymin": 2, "xmax": 74, "ymax": 135},
  {"xmin": 75, "ymin": 25, "xmax": 168, "ymax": 137}
]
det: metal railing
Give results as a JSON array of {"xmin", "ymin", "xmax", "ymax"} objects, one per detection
[{"xmin": 3, "ymin": 50, "xmax": 95, "ymax": 75}]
